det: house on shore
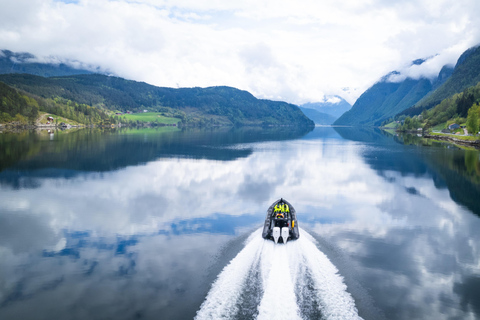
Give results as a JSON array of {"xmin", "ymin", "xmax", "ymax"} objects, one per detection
[{"xmin": 448, "ymin": 123, "xmax": 460, "ymax": 130}]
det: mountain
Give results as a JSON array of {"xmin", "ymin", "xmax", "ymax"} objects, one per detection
[
  {"xmin": 409, "ymin": 81, "xmax": 480, "ymax": 132},
  {"xmin": 0, "ymin": 73, "xmax": 314, "ymax": 127},
  {"xmin": 299, "ymin": 107, "xmax": 337, "ymax": 125},
  {"xmin": 402, "ymin": 44, "xmax": 480, "ymax": 116},
  {"xmin": 334, "ymin": 60, "xmax": 454, "ymax": 126},
  {"xmin": 0, "ymin": 81, "xmax": 39, "ymax": 122},
  {"xmin": 300, "ymin": 96, "xmax": 352, "ymax": 119},
  {"xmin": 0, "ymin": 79, "xmax": 118, "ymax": 126},
  {"xmin": 0, "ymin": 50, "xmax": 96, "ymax": 77}
]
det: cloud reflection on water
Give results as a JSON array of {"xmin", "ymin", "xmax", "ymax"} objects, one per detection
[
  {"xmin": 0, "ymin": 127, "xmax": 479, "ymax": 319},
  {"xmin": 0, "ymin": 138, "xmax": 379, "ymax": 236}
]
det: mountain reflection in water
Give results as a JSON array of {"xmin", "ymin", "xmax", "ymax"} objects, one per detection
[{"xmin": 0, "ymin": 126, "xmax": 479, "ymax": 320}]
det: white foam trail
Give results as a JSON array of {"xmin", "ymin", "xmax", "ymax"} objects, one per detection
[
  {"xmin": 195, "ymin": 229, "xmax": 264, "ymax": 320},
  {"xmin": 196, "ymin": 228, "xmax": 362, "ymax": 320},
  {"xmin": 257, "ymin": 240, "xmax": 302, "ymax": 320},
  {"xmin": 298, "ymin": 231, "xmax": 362, "ymax": 320}
]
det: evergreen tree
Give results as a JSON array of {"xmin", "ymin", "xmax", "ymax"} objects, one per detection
[{"xmin": 466, "ymin": 104, "xmax": 479, "ymax": 135}]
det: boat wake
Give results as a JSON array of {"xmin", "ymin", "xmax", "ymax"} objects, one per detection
[{"xmin": 195, "ymin": 228, "xmax": 362, "ymax": 320}]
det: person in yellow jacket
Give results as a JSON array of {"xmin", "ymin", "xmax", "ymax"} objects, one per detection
[
  {"xmin": 274, "ymin": 201, "xmax": 289, "ymax": 215},
  {"xmin": 274, "ymin": 204, "xmax": 280, "ymax": 213}
]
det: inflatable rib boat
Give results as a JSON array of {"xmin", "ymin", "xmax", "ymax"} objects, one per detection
[{"xmin": 262, "ymin": 198, "xmax": 300, "ymax": 243}]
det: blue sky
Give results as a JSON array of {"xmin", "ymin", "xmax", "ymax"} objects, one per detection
[{"xmin": 1, "ymin": 0, "xmax": 479, "ymax": 104}]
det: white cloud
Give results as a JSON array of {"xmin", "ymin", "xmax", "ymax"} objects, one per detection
[
  {"xmin": 0, "ymin": 0, "xmax": 479, "ymax": 105},
  {"xmin": 325, "ymin": 96, "xmax": 341, "ymax": 104}
]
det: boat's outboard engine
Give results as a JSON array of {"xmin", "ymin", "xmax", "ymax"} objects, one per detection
[
  {"xmin": 273, "ymin": 214, "xmax": 289, "ymax": 243},
  {"xmin": 281, "ymin": 227, "xmax": 289, "ymax": 243},
  {"xmin": 272, "ymin": 227, "xmax": 281, "ymax": 244}
]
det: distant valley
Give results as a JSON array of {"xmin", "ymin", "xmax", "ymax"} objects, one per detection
[{"xmin": 300, "ymin": 96, "xmax": 352, "ymax": 125}]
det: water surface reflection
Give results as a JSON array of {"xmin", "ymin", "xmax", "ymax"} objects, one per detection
[{"xmin": 0, "ymin": 127, "xmax": 479, "ymax": 319}]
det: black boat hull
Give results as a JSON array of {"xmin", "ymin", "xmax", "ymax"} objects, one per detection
[{"xmin": 262, "ymin": 198, "xmax": 299, "ymax": 243}]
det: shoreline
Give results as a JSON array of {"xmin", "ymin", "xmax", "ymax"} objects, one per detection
[{"xmin": 423, "ymin": 133, "xmax": 480, "ymax": 149}]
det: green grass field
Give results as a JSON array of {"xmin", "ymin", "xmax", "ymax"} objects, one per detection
[
  {"xmin": 383, "ymin": 121, "xmax": 399, "ymax": 129},
  {"xmin": 120, "ymin": 112, "xmax": 180, "ymax": 124}
]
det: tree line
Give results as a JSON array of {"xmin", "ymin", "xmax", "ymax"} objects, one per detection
[
  {"xmin": 393, "ymin": 81, "xmax": 480, "ymax": 135},
  {"xmin": 0, "ymin": 74, "xmax": 314, "ymax": 127},
  {"xmin": 0, "ymin": 80, "xmax": 124, "ymax": 126},
  {"xmin": 0, "ymin": 81, "xmax": 39, "ymax": 123}
]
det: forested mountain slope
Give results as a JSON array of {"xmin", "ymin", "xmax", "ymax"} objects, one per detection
[
  {"xmin": 0, "ymin": 80, "xmax": 118, "ymax": 125},
  {"xmin": 0, "ymin": 73, "xmax": 314, "ymax": 127},
  {"xmin": 334, "ymin": 61, "xmax": 453, "ymax": 126},
  {"xmin": 403, "ymin": 45, "xmax": 480, "ymax": 116},
  {"xmin": 0, "ymin": 81, "xmax": 39, "ymax": 122}
]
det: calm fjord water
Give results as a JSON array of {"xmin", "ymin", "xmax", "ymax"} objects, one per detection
[{"xmin": 0, "ymin": 126, "xmax": 479, "ymax": 320}]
